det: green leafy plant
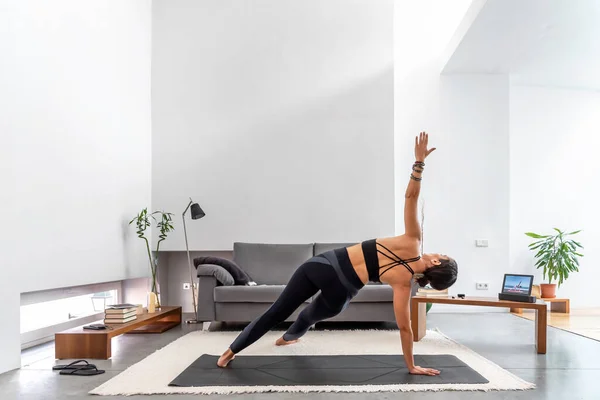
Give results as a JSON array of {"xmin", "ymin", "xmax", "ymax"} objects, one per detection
[
  {"xmin": 155, "ymin": 211, "xmax": 174, "ymax": 253},
  {"xmin": 129, "ymin": 208, "xmax": 174, "ymax": 306},
  {"xmin": 130, "ymin": 208, "xmax": 153, "ymax": 279},
  {"xmin": 525, "ymin": 228, "xmax": 583, "ymax": 287}
]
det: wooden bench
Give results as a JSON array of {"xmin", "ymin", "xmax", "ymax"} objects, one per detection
[
  {"xmin": 511, "ymin": 298, "xmax": 569, "ymax": 314},
  {"xmin": 55, "ymin": 306, "xmax": 182, "ymax": 360},
  {"xmin": 411, "ymin": 296, "xmax": 547, "ymax": 354}
]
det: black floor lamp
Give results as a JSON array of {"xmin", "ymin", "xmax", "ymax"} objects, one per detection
[{"xmin": 182, "ymin": 198, "xmax": 205, "ymax": 324}]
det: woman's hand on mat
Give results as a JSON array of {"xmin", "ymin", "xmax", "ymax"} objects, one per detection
[
  {"xmin": 409, "ymin": 366, "xmax": 440, "ymax": 376},
  {"xmin": 414, "ymin": 131, "xmax": 436, "ymax": 162}
]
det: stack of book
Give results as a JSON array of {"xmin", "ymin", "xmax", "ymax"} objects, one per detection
[
  {"xmin": 416, "ymin": 286, "xmax": 449, "ymax": 297},
  {"xmin": 104, "ymin": 304, "xmax": 138, "ymax": 324}
]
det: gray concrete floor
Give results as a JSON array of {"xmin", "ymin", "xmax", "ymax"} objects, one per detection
[{"xmin": 2, "ymin": 313, "xmax": 599, "ymax": 399}]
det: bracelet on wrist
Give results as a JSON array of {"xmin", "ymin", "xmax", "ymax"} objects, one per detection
[
  {"xmin": 410, "ymin": 173, "xmax": 422, "ymax": 181},
  {"xmin": 412, "ymin": 161, "xmax": 424, "ymax": 174}
]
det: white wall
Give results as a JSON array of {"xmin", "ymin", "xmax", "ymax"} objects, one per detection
[
  {"xmin": 395, "ymin": 0, "xmax": 599, "ymax": 310},
  {"xmin": 436, "ymin": 75, "xmax": 510, "ymax": 298},
  {"xmin": 0, "ymin": 97, "xmax": 21, "ymax": 375},
  {"xmin": 510, "ymin": 85, "xmax": 600, "ymax": 307},
  {"xmin": 395, "ymin": 71, "xmax": 511, "ymax": 306},
  {"xmin": 393, "ymin": 0, "xmax": 473, "ymax": 235},
  {"xmin": 395, "ymin": 1, "xmax": 512, "ymax": 306},
  {"xmin": 0, "ymin": 0, "xmax": 152, "ymax": 373},
  {"xmin": 152, "ymin": 0, "xmax": 395, "ymax": 250}
]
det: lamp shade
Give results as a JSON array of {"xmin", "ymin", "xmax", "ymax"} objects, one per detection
[{"xmin": 190, "ymin": 203, "xmax": 205, "ymax": 220}]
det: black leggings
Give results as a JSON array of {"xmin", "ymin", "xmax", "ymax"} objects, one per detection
[{"xmin": 229, "ymin": 248, "xmax": 364, "ymax": 354}]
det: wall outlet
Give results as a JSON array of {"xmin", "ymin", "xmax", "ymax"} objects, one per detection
[
  {"xmin": 475, "ymin": 239, "xmax": 489, "ymax": 247},
  {"xmin": 183, "ymin": 283, "xmax": 191, "ymax": 290},
  {"xmin": 476, "ymin": 282, "xmax": 489, "ymax": 290}
]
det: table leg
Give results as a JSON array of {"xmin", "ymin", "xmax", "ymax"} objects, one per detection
[
  {"xmin": 55, "ymin": 333, "xmax": 111, "ymax": 359},
  {"xmin": 535, "ymin": 307, "xmax": 547, "ymax": 354},
  {"xmin": 411, "ymin": 300, "xmax": 426, "ymax": 341},
  {"xmin": 510, "ymin": 307, "xmax": 523, "ymax": 314}
]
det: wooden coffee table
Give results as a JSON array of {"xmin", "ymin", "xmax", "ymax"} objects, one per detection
[
  {"xmin": 411, "ymin": 296, "xmax": 548, "ymax": 354},
  {"xmin": 55, "ymin": 306, "xmax": 182, "ymax": 360}
]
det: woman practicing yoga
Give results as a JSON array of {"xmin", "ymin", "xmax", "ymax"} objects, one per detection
[{"xmin": 217, "ymin": 132, "xmax": 458, "ymax": 376}]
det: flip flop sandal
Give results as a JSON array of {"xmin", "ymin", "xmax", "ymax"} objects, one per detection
[
  {"xmin": 52, "ymin": 360, "xmax": 96, "ymax": 371},
  {"xmin": 59, "ymin": 365, "xmax": 105, "ymax": 376}
]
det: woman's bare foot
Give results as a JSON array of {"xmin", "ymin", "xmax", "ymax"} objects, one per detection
[
  {"xmin": 217, "ymin": 349, "xmax": 236, "ymax": 368},
  {"xmin": 275, "ymin": 336, "xmax": 299, "ymax": 346}
]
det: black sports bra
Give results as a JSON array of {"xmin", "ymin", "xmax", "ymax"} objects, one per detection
[{"xmin": 361, "ymin": 239, "xmax": 421, "ymax": 283}]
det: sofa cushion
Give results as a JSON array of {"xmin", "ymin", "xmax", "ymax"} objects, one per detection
[
  {"xmin": 314, "ymin": 242, "xmax": 357, "ymax": 255},
  {"xmin": 233, "ymin": 242, "xmax": 314, "ymax": 285},
  {"xmin": 214, "ymin": 285, "xmax": 311, "ymax": 303},
  {"xmin": 350, "ymin": 284, "xmax": 394, "ymax": 303}
]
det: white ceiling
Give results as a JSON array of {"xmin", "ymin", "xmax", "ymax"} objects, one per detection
[{"xmin": 442, "ymin": 0, "xmax": 600, "ymax": 90}]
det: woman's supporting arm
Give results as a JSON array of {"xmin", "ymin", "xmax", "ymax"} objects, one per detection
[
  {"xmin": 393, "ymin": 285, "xmax": 416, "ymax": 369},
  {"xmin": 393, "ymin": 285, "xmax": 441, "ymax": 376}
]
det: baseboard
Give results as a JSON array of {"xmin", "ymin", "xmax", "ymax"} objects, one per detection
[{"xmin": 21, "ymin": 335, "xmax": 55, "ymax": 350}]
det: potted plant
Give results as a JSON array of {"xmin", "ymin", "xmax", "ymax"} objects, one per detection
[
  {"xmin": 525, "ymin": 228, "xmax": 583, "ymax": 298},
  {"xmin": 130, "ymin": 208, "xmax": 174, "ymax": 309}
]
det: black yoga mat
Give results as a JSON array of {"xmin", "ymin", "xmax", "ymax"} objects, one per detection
[{"xmin": 169, "ymin": 354, "xmax": 489, "ymax": 387}]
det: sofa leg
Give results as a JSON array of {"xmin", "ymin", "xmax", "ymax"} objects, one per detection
[{"xmin": 202, "ymin": 322, "xmax": 211, "ymax": 331}]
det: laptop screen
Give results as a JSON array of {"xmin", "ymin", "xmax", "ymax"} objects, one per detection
[{"xmin": 502, "ymin": 274, "xmax": 533, "ymax": 295}]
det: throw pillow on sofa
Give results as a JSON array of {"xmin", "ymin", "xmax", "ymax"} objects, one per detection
[
  {"xmin": 194, "ymin": 256, "xmax": 256, "ymax": 285},
  {"xmin": 196, "ymin": 265, "xmax": 235, "ymax": 286}
]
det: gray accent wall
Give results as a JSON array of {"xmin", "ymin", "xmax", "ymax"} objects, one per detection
[{"xmin": 161, "ymin": 251, "xmax": 233, "ymax": 313}]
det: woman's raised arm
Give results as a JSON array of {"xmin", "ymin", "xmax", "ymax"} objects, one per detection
[{"xmin": 404, "ymin": 132, "xmax": 436, "ymax": 238}]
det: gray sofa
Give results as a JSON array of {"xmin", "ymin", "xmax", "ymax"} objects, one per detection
[{"xmin": 196, "ymin": 242, "xmax": 414, "ymax": 324}]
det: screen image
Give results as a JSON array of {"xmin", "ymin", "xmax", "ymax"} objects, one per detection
[{"xmin": 503, "ymin": 275, "xmax": 532, "ymax": 295}]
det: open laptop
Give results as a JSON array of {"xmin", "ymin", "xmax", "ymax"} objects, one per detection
[{"xmin": 501, "ymin": 274, "xmax": 534, "ymax": 296}]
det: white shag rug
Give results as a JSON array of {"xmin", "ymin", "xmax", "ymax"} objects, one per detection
[{"xmin": 90, "ymin": 329, "xmax": 535, "ymax": 395}]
